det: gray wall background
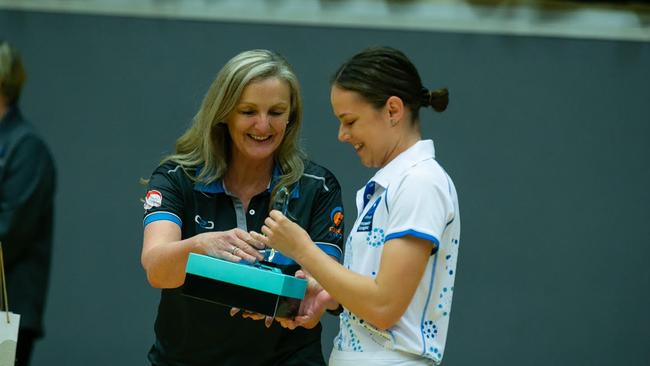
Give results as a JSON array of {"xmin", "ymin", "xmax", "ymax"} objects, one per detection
[{"xmin": 1, "ymin": 9, "xmax": 649, "ymax": 366}]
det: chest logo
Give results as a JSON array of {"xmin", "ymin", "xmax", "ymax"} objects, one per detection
[
  {"xmin": 357, "ymin": 196, "xmax": 381, "ymax": 232},
  {"xmin": 195, "ymin": 215, "xmax": 214, "ymax": 230}
]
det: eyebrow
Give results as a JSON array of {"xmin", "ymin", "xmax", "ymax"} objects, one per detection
[
  {"xmin": 337, "ymin": 112, "xmax": 350, "ymax": 119},
  {"xmin": 238, "ymin": 102, "xmax": 289, "ymax": 108}
]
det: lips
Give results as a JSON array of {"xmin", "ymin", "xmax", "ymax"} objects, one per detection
[{"xmin": 248, "ymin": 134, "xmax": 272, "ymax": 142}]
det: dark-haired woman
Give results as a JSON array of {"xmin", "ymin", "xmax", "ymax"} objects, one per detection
[{"xmin": 255, "ymin": 47, "xmax": 461, "ymax": 365}]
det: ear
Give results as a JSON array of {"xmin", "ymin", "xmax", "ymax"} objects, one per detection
[{"xmin": 385, "ymin": 96, "xmax": 405, "ymax": 123}]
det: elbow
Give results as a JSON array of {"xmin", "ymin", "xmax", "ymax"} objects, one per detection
[
  {"xmin": 145, "ymin": 270, "xmax": 166, "ymax": 289},
  {"xmin": 142, "ymin": 259, "xmax": 183, "ymax": 289},
  {"xmin": 145, "ymin": 269, "xmax": 183, "ymax": 289},
  {"xmin": 370, "ymin": 314, "xmax": 400, "ymax": 331},
  {"xmin": 365, "ymin": 306, "xmax": 404, "ymax": 331},
  {"xmin": 141, "ymin": 257, "xmax": 160, "ymax": 288}
]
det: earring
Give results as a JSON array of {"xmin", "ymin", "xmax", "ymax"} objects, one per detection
[{"xmin": 390, "ymin": 119, "xmax": 397, "ymax": 127}]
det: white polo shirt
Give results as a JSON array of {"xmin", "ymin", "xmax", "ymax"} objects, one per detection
[{"xmin": 333, "ymin": 139, "xmax": 460, "ymax": 365}]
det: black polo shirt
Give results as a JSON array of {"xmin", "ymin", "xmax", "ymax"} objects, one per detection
[{"xmin": 142, "ymin": 160, "xmax": 344, "ymax": 366}]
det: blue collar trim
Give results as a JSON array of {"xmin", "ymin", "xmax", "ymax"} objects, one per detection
[{"xmin": 193, "ymin": 164, "xmax": 299, "ymax": 198}]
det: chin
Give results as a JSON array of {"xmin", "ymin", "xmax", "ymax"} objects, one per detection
[
  {"xmin": 247, "ymin": 147, "xmax": 279, "ymax": 160},
  {"xmin": 359, "ymin": 158, "xmax": 374, "ymax": 168}
]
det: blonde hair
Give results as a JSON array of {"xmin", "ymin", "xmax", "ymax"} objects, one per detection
[
  {"xmin": 164, "ymin": 49, "xmax": 305, "ymax": 200},
  {"xmin": 0, "ymin": 40, "xmax": 27, "ymax": 106}
]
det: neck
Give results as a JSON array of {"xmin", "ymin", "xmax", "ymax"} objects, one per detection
[
  {"xmin": 383, "ymin": 129, "xmax": 421, "ymax": 167},
  {"xmin": 224, "ymin": 155, "xmax": 274, "ymax": 191}
]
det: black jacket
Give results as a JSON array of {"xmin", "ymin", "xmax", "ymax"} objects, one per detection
[{"xmin": 0, "ymin": 106, "xmax": 56, "ymax": 336}]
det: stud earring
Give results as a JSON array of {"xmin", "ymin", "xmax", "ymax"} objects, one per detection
[{"xmin": 390, "ymin": 119, "xmax": 397, "ymax": 127}]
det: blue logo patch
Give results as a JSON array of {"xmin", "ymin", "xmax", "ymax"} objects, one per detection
[
  {"xmin": 195, "ymin": 215, "xmax": 214, "ymax": 230},
  {"xmin": 357, "ymin": 196, "xmax": 381, "ymax": 232}
]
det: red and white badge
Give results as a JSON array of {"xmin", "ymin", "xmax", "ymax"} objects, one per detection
[{"xmin": 143, "ymin": 190, "xmax": 163, "ymax": 210}]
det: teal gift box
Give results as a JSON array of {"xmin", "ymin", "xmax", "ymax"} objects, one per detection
[{"xmin": 182, "ymin": 253, "xmax": 307, "ymax": 318}]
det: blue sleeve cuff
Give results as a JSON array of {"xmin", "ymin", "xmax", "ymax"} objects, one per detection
[
  {"xmin": 143, "ymin": 211, "xmax": 182, "ymax": 228},
  {"xmin": 385, "ymin": 230, "xmax": 439, "ymax": 248},
  {"xmin": 315, "ymin": 242, "xmax": 343, "ymax": 262},
  {"xmin": 268, "ymin": 242, "xmax": 342, "ymax": 266}
]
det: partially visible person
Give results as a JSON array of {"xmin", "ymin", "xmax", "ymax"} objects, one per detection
[
  {"xmin": 257, "ymin": 46, "xmax": 460, "ymax": 365},
  {"xmin": 0, "ymin": 40, "xmax": 56, "ymax": 366},
  {"xmin": 141, "ymin": 49, "xmax": 344, "ymax": 365}
]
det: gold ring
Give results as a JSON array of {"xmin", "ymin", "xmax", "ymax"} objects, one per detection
[{"xmin": 231, "ymin": 246, "xmax": 238, "ymax": 255}]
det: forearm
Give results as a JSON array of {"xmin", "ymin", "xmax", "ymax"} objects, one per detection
[
  {"xmin": 299, "ymin": 267, "xmax": 340, "ymax": 312},
  {"xmin": 295, "ymin": 246, "xmax": 398, "ymax": 330},
  {"xmin": 142, "ymin": 235, "xmax": 199, "ymax": 289}
]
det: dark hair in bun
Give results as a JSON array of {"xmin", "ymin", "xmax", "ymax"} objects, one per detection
[
  {"xmin": 422, "ymin": 87, "xmax": 449, "ymax": 112},
  {"xmin": 332, "ymin": 46, "xmax": 448, "ymax": 124}
]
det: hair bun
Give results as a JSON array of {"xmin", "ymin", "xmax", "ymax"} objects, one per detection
[{"xmin": 429, "ymin": 88, "xmax": 448, "ymax": 112}]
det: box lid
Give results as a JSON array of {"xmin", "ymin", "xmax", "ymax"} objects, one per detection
[{"xmin": 185, "ymin": 253, "xmax": 307, "ymax": 299}]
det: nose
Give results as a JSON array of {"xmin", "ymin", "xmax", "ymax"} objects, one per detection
[
  {"xmin": 256, "ymin": 113, "xmax": 273, "ymax": 130},
  {"xmin": 338, "ymin": 124, "xmax": 349, "ymax": 142}
]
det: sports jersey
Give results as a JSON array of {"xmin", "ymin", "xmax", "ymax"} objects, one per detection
[
  {"xmin": 332, "ymin": 140, "xmax": 460, "ymax": 365},
  {"xmin": 143, "ymin": 160, "xmax": 344, "ymax": 366}
]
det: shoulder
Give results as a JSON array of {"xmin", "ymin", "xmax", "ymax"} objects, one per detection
[
  {"xmin": 149, "ymin": 161, "xmax": 197, "ymax": 190},
  {"xmin": 303, "ymin": 159, "xmax": 336, "ymax": 178},
  {"xmin": 394, "ymin": 159, "xmax": 451, "ymax": 194},
  {"xmin": 1, "ymin": 117, "xmax": 38, "ymax": 145},
  {"xmin": 152, "ymin": 161, "xmax": 195, "ymax": 178},
  {"xmin": 6, "ymin": 128, "xmax": 51, "ymax": 161},
  {"xmin": 301, "ymin": 159, "xmax": 341, "ymax": 191}
]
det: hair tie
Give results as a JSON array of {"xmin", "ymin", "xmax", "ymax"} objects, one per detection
[{"xmin": 420, "ymin": 87, "xmax": 431, "ymax": 107}]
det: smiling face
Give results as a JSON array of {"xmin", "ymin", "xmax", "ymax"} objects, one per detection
[
  {"xmin": 330, "ymin": 85, "xmax": 400, "ymax": 168},
  {"xmin": 226, "ymin": 77, "xmax": 291, "ymax": 165}
]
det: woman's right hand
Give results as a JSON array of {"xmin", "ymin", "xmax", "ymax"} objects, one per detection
[
  {"xmin": 275, "ymin": 270, "xmax": 338, "ymax": 330},
  {"xmin": 193, "ymin": 228, "xmax": 265, "ymax": 263}
]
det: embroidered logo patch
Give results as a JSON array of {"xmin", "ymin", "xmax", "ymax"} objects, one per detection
[
  {"xmin": 327, "ymin": 206, "xmax": 344, "ymax": 239},
  {"xmin": 143, "ymin": 190, "xmax": 162, "ymax": 210},
  {"xmin": 357, "ymin": 196, "xmax": 381, "ymax": 232},
  {"xmin": 195, "ymin": 214, "xmax": 215, "ymax": 230}
]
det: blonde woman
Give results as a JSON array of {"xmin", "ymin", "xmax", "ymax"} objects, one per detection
[{"xmin": 141, "ymin": 50, "xmax": 344, "ymax": 365}]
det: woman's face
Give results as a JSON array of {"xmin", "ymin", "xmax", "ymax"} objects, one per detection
[
  {"xmin": 330, "ymin": 85, "xmax": 395, "ymax": 168},
  {"xmin": 227, "ymin": 77, "xmax": 291, "ymax": 164}
]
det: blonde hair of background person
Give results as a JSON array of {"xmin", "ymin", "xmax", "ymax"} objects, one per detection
[{"xmin": 0, "ymin": 40, "xmax": 27, "ymax": 108}]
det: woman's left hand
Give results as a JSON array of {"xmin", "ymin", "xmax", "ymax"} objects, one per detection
[
  {"xmin": 229, "ymin": 308, "xmax": 274, "ymax": 328},
  {"xmin": 254, "ymin": 210, "xmax": 312, "ymax": 258}
]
